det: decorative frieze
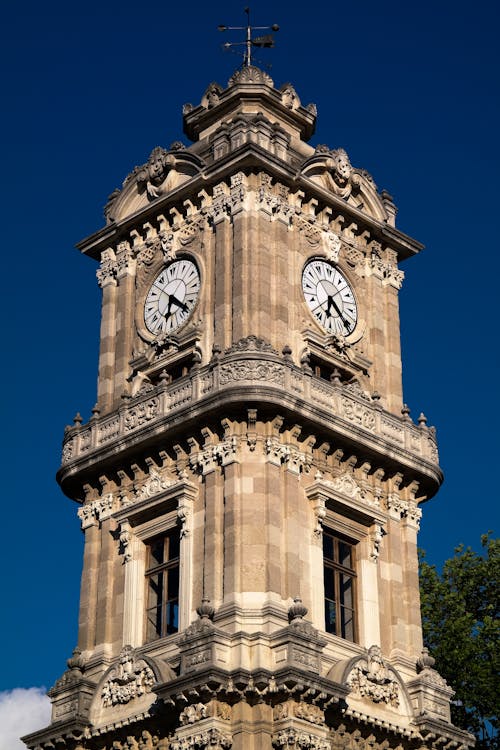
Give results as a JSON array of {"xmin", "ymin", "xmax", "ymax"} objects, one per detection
[
  {"xmin": 273, "ymin": 701, "xmax": 326, "ymax": 726},
  {"xmin": 170, "ymin": 728, "xmax": 232, "ymax": 750},
  {"xmin": 272, "ymin": 728, "xmax": 330, "ymax": 750},
  {"xmin": 124, "ymin": 397, "xmax": 160, "ymax": 431},
  {"xmin": 340, "ymin": 396, "xmax": 376, "ymax": 431},
  {"xmin": 219, "ymin": 360, "xmax": 285, "ymax": 385},
  {"xmin": 179, "ymin": 701, "xmax": 231, "ymax": 725}
]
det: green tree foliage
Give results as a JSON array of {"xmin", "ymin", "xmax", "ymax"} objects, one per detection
[{"xmin": 419, "ymin": 534, "xmax": 499, "ymax": 749}]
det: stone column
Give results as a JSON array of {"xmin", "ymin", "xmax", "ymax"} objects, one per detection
[
  {"xmin": 76, "ymin": 512, "xmax": 100, "ymax": 651},
  {"xmin": 400, "ymin": 505, "xmax": 423, "ymax": 656},
  {"xmin": 203, "ymin": 465, "xmax": 225, "ymax": 609},
  {"xmin": 211, "ymin": 185, "xmax": 233, "ymax": 351},
  {"xmin": 113, "ymin": 241, "xmax": 136, "ymax": 405},
  {"xmin": 383, "ymin": 271, "xmax": 404, "ymax": 413},
  {"xmin": 96, "ymin": 249, "xmax": 117, "ymax": 413},
  {"xmin": 94, "ymin": 516, "xmax": 118, "ymax": 649}
]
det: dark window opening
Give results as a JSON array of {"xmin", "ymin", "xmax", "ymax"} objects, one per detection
[
  {"xmin": 323, "ymin": 529, "xmax": 357, "ymax": 641},
  {"xmin": 145, "ymin": 529, "xmax": 180, "ymax": 641}
]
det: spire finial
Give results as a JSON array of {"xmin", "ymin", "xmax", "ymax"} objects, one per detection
[{"xmin": 218, "ymin": 7, "xmax": 279, "ymax": 68}]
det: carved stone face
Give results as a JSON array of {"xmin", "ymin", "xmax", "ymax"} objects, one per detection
[{"xmin": 148, "ymin": 155, "xmax": 166, "ymax": 183}]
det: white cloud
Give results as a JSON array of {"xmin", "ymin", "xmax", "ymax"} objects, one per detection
[{"xmin": 0, "ymin": 688, "xmax": 51, "ymax": 750}]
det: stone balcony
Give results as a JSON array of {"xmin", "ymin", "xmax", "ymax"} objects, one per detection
[{"xmin": 59, "ymin": 339, "xmax": 441, "ymax": 496}]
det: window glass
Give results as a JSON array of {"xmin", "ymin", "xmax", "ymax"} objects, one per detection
[
  {"xmin": 323, "ymin": 530, "xmax": 357, "ymax": 642},
  {"xmin": 145, "ymin": 529, "xmax": 180, "ymax": 640}
]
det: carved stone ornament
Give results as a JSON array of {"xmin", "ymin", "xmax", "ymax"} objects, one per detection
[
  {"xmin": 202, "ymin": 82, "xmax": 223, "ymax": 108},
  {"xmin": 258, "ymin": 174, "xmax": 294, "ymax": 223},
  {"xmin": 136, "ymin": 146, "xmax": 176, "ymax": 200},
  {"xmin": 170, "ymin": 727, "xmax": 232, "ymax": 750},
  {"xmin": 273, "ymin": 701, "xmax": 325, "ymax": 726},
  {"xmin": 116, "ymin": 240, "xmax": 136, "ymax": 277},
  {"xmin": 272, "ymin": 728, "xmax": 330, "ymax": 750},
  {"xmin": 329, "ymin": 472, "xmax": 361, "ymax": 499},
  {"xmin": 104, "ymin": 187, "xmax": 121, "ymax": 224},
  {"xmin": 280, "ymin": 82, "xmax": 301, "ymax": 109},
  {"xmin": 219, "ymin": 361, "xmax": 284, "ymax": 386},
  {"xmin": 323, "ymin": 231, "xmax": 341, "ymax": 263},
  {"xmin": 325, "ymin": 148, "xmax": 358, "ymax": 199},
  {"xmin": 224, "ymin": 335, "xmax": 278, "ymax": 355},
  {"xmin": 135, "ymin": 470, "xmax": 172, "ymax": 501},
  {"xmin": 179, "ymin": 703, "xmax": 208, "ymax": 725},
  {"xmin": 228, "ymin": 65, "xmax": 274, "ymax": 87},
  {"xmin": 189, "ymin": 437, "xmax": 239, "ymax": 474},
  {"xmin": 340, "ymin": 396, "xmax": 376, "ymax": 431},
  {"xmin": 416, "ymin": 648, "xmax": 449, "ymax": 688},
  {"xmin": 77, "ymin": 493, "xmax": 115, "ymax": 529},
  {"xmin": 346, "ymin": 645, "xmax": 400, "ymax": 708},
  {"xmin": 370, "ymin": 523, "xmax": 384, "ymax": 563},
  {"xmin": 124, "ymin": 397, "xmax": 160, "ymax": 431},
  {"xmin": 386, "ymin": 495, "xmax": 422, "ymax": 528},
  {"xmin": 100, "ymin": 645, "xmax": 155, "ymax": 708},
  {"xmin": 96, "ymin": 248, "xmax": 117, "ymax": 288}
]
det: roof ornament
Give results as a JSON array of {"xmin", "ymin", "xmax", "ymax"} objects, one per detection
[{"xmin": 218, "ymin": 7, "xmax": 279, "ymax": 68}]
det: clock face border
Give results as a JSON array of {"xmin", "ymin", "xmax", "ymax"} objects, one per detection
[
  {"xmin": 302, "ymin": 258, "xmax": 358, "ymax": 336},
  {"xmin": 142, "ymin": 257, "xmax": 201, "ymax": 337}
]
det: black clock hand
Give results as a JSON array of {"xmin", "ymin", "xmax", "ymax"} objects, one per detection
[
  {"xmin": 169, "ymin": 294, "xmax": 189, "ymax": 314},
  {"xmin": 327, "ymin": 294, "xmax": 352, "ymax": 332}
]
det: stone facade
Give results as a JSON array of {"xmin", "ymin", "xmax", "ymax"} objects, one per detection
[{"xmin": 23, "ymin": 67, "xmax": 472, "ymax": 750}]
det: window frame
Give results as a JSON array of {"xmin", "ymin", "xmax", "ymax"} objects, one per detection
[
  {"xmin": 322, "ymin": 528, "xmax": 358, "ymax": 642},
  {"xmin": 144, "ymin": 528, "xmax": 181, "ymax": 641}
]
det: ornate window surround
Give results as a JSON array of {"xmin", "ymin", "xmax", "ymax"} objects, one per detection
[
  {"xmin": 113, "ymin": 480, "xmax": 197, "ymax": 646},
  {"xmin": 305, "ymin": 476, "xmax": 386, "ymax": 648}
]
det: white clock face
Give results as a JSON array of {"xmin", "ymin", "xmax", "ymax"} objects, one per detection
[
  {"xmin": 302, "ymin": 259, "xmax": 358, "ymax": 335},
  {"xmin": 144, "ymin": 259, "xmax": 200, "ymax": 335}
]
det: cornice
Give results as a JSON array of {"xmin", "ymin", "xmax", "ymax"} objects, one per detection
[
  {"xmin": 57, "ymin": 350, "xmax": 442, "ymax": 499},
  {"xmin": 77, "ymin": 146, "xmax": 422, "ymax": 264}
]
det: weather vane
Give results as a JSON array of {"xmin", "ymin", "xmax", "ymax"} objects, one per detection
[{"xmin": 218, "ymin": 7, "xmax": 279, "ymax": 68}]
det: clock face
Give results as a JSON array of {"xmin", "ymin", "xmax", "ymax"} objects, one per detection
[
  {"xmin": 302, "ymin": 259, "xmax": 358, "ymax": 335},
  {"xmin": 144, "ymin": 259, "xmax": 200, "ymax": 335}
]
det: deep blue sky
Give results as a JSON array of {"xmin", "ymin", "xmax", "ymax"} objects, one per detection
[{"xmin": 1, "ymin": 0, "xmax": 498, "ymax": 693}]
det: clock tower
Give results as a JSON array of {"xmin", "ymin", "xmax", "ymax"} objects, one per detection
[{"xmin": 24, "ymin": 65, "xmax": 472, "ymax": 750}]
